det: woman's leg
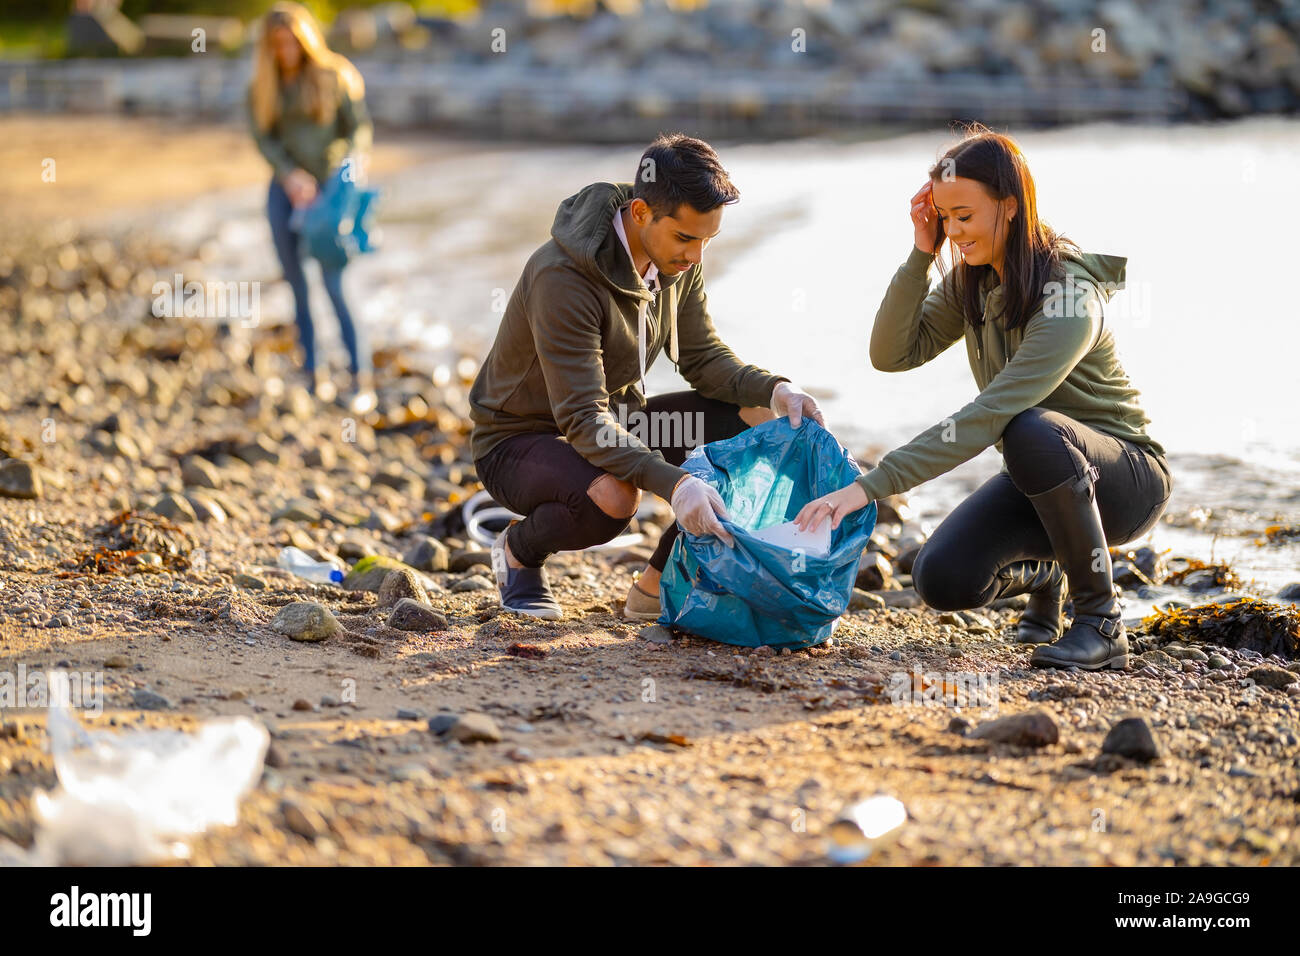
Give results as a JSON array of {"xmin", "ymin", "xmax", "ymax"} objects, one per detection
[
  {"xmin": 999, "ymin": 407, "xmax": 1171, "ymax": 544},
  {"xmin": 912, "ymin": 407, "xmax": 1171, "ymax": 665},
  {"xmin": 921, "ymin": 406, "xmax": 1170, "ymax": 668},
  {"xmin": 1002, "ymin": 408, "xmax": 1170, "ymax": 669},
  {"xmin": 320, "ymin": 266, "xmax": 369, "ymax": 377},
  {"xmin": 266, "ymin": 179, "xmax": 316, "ymax": 374}
]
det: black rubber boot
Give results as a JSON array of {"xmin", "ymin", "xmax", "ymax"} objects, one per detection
[
  {"xmin": 994, "ymin": 560, "xmax": 1065, "ymax": 644},
  {"xmin": 1026, "ymin": 468, "xmax": 1129, "ymax": 670}
]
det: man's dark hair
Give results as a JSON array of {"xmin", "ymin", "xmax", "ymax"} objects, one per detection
[{"xmin": 633, "ymin": 133, "xmax": 740, "ymax": 219}]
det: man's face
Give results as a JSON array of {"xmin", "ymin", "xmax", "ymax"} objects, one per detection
[{"xmin": 629, "ymin": 199, "xmax": 723, "ymax": 277}]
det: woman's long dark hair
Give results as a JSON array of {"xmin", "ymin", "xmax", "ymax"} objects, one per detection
[{"xmin": 929, "ymin": 125, "xmax": 1078, "ymax": 332}]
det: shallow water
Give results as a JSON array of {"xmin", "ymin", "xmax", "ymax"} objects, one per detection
[{"xmin": 156, "ymin": 118, "xmax": 1300, "ymax": 595}]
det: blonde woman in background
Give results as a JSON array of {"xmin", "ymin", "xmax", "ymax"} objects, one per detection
[{"xmin": 249, "ymin": 1, "xmax": 375, "ymax": 411}]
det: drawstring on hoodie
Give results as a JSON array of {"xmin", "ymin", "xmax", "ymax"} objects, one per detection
[{"xmin": 637, "ymin": 280, "xmax": 676, "ymax": 396}]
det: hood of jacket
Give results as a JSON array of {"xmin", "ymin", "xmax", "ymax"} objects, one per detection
[
  {"xmin": 1060, "ymin": 249, "xmax": 1126, "ymax": 298},
  {"xmin": 551, "ymin": 181, "xmax": 688, "ymax": 386},
  {"xmin": 550, "ymin": 181, "xmax": 689, "ymax": 303}
]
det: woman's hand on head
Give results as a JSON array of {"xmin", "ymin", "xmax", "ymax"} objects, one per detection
[
  {"xmin": 793, "ymin": 482, "xmax": 870, "ymax": 533},
  {"xmin": 910, "ymin": 181, "xmax": 942, "ymax": 255}
]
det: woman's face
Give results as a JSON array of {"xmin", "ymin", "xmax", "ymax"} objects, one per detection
[
  {"xmin": 269, "ymin": 25, "xmax": 303, "ymax": 74},
  {"xmin": 930, "ymin": 176, "xmax": 1017, "ymax": 272}
]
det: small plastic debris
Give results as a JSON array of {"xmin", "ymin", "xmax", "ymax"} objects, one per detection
[
  {"xmin": 16, "ymin": 673, "xmax": 268, "ymax": 865},
  {"xmin": 827, "ymin": 795, "xmax": 907, "ymax": 864}
]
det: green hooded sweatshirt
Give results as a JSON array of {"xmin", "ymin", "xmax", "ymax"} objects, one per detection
[
  {"xmin": 247, "ymin": 75, "xmax": 372, "ymax": 185},
  {"xmin": 469, "ymin": 182, "xmax": 787, "ymax": 502},
  {"xmin": 856, "ymin": 245, "xmax": 1166, "ymax": 502}
]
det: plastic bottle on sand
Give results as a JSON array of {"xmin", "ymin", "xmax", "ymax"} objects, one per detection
[{"xmin": 277, "ymin": 546, "xmax": 345, "ymax": 584}]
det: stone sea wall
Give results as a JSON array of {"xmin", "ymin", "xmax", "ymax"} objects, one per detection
[{"xmin": 3, "ymin": 0, "xmax": 1298, "ymax": 138}]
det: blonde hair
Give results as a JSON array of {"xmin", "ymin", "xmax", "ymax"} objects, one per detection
[{"xmin": 250, "ymin": 1, "xmax": 365, "ymax": 132}]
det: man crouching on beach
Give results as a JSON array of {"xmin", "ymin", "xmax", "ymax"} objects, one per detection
[{"xmin": 468, "ymin": 133, "xmax": 823, "ymax": 621}]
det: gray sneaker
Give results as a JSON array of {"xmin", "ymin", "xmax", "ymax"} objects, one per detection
[{"xmin": 491, "ymin": 531, "xmax": 562, "ymax": 621}]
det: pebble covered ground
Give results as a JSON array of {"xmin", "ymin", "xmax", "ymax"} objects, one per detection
[{"xmin": 1, "ymin": 219, "xmax": 1298, "ymax": 867}]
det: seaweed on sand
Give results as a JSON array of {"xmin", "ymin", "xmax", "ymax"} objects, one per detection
[
  {"xmin": 70, "ymin": 510, "xmax": 196, "ymax": 573},
  {"xmin": 1141, "ymin": 598, "xmax": 1299, "ymax": 660}
]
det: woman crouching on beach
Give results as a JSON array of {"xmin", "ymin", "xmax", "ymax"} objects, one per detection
[
  {"xmin": 248, "ymin": 1, "xmax": 375, "ymax": 412},
  {"xmin": 795, "ymin": 126, "xmax": 1172, "ymax": 671}
]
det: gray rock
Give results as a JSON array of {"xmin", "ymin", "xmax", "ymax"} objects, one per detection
[
  {"xmin": 234, "ymin": 436, "xmax": 281, "ymax": 466},
  {"xmin": 180, "ymin": 456, "xmax": 221, "ymax": 489},
  {"xmin": 131, "ymin": 688, "xmax": 172, "ymax": 711},
  {"xmin": 855, "ymin": 551, "xmax": 893, "ymax": 591},
  {"xmin": 1139, "ymin": 649, "xmax": 1177, "ymax": 668},
  {"xmin": 449, "ymin": 548, "xmax": 493, "ymax": 573},
  {"xmin": 1207, "ymin": 653, "xmax": 1231, "ymax": 669},
  {"xmin": 427, "ymin": 713, "xmax": 458, "ymax": 735},
  {"xmin": 1275, "ymin": 582, "xmax": 1300, "ymax": 602},
  {"xmin": 639, "ymin": 624, "xmax": 675, "ymax": 644},
  {"xmin": 342, "ymin": 555, "xmax": 421, "ymax": 592},
  {"xmin": 1246, "ymin": 666, "xmax": 1298, "ymax": 690},
  {"xmin": 1102, "ymin": 715, "xmax": 1161, "ymax": 762},
  {"xmin": 270, "ymin": 602, "xmax": 342, "ymax": 642},
  {"xmin": 272, "ymin": 499, "xmax": 322, "ymax": 524},
  {"xmin": 970, "ymin": 710, "xmax": 1060, "ymax": 747},
  {"xmin": 387, "ymin": 598, "xmax": 448, "ymax": 632},
  {"xmin": 281, "ymin": 800, "xmax": 325, "ymax": 840},
  {"xmin": 152, "ymin": 492, "xmax": 197, "ymax": 523},
  {"xmin": 0, "ymin": 460, "xmax": 42, "ymax": 499},
  {"xmin": 1182, "ymin": 569, "xmax": 1224, "ymax": 592},
  {"xmin": 881, "ymin": 587, "xmax": 923, "ymax": 609},
  {"xmin": 849, "ymin": 588, "xmax": 886, "ymax": 612},
  {"xmin": 233, "ymin": 572, "xmax": 267, "ymax": 590},
  {"xmin": 364, "ymin": 508, "xmax": 403, "ymax": 533},
  {"xmin": 452, "ymin": 575, "xmax": 493, "ymax": 593},
  {"xmin": 402, "ymin": 535, "xmax": 450, "ymax": 572},
  {"xmin": 895, "ymin": 544, "xmax": 922, "ymax": 575},
  {"xmin": 448, "ymin": 712, "xmax": 502, "ymax": 744},
  {"xmin": 186, "ymin": 492, "xmax": 227, "ymax": 524},
  {"xmin": 396, "ymin": 708, "xmax": 423, "ymax": 720},
  {"xmin": 1111, "ymin": 560, "xmax": 1152, "ymax": 590},
  {"xmin": 303, "ymin": 444, "xmax": 337, "ymax": 470},
  {"xmin": 377, "ymin": 568, "xmax": 430, "ymax": 609}
]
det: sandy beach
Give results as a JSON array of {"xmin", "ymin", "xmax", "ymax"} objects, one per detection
[{"xmin": 1, "ymin": 115, "xmax": 1297, "ymax": 867}]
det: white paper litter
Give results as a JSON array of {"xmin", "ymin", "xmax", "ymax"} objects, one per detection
[{"xmin": 747, "ymin": 519, "xmax": 831, "ymax": 558}]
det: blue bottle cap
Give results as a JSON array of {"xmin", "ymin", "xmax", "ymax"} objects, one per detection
[{"xmin": 329, "ymin": 569, "xmax": 344, "ymax": 583}]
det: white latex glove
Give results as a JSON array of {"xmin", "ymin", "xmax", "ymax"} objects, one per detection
[
  {"xmin": 670, "ymin": 475, "xmax": 735, "ymax": 547},
  {"xmin": 770, "ymin": 381, "xmax": 826, "ymax": 429}
]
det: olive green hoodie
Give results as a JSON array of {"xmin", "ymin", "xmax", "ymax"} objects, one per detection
[
  {"xmin": 247, "ymin": 75, "xmax": 372, "ymax": 184},
  {"xmin": 856, "ymin": 245, "xmax": 1165, "ymax": 502},
  {"xmin": 469, "ymin": 182, "xmax": 786, "ymax": 502}
]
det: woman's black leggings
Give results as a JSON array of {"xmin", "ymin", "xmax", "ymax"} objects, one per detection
[
  {"xmin": 475, "ymin": 391, "xmax": 749, "ymax": 570},
  {"xmin": 911, "ymin": 407, "xmax": 1172, "ymax": 611}
]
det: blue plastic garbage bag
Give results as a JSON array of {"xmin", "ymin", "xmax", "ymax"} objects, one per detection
[
  {"xmin": 299, "ymin": 166, "xmax": 380, "ymax": 270},
  {"xmin": 658, "ymin": 418, "xmax": 876, "ymax": 649}
]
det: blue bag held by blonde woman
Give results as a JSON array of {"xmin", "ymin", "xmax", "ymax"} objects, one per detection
[
  {"xmin": 299, "ymin": 163, "xmax": 380, "ymax": 270},
  {"xmin": 658, "ymin": 418, "xmax": 875, "ymax": 649}
]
